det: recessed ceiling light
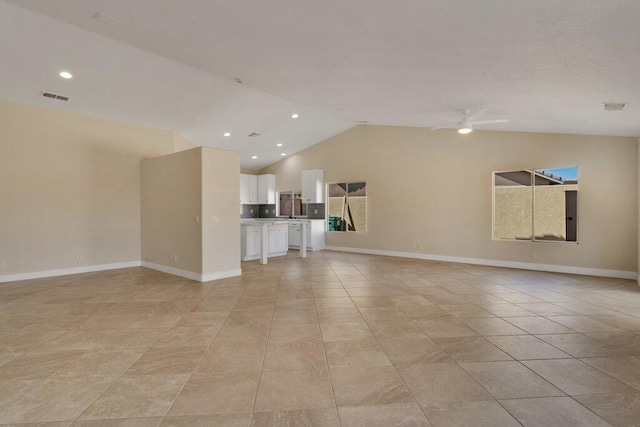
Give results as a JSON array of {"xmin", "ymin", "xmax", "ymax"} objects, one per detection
[
  {"xmin": 251, "ymin": 155, "xmax": 258, "ymax": 159},
  {"xmin": 281, "ymin": 152, "xmax": 287, "ymax": 156},
  {"xmin": 59, "ymin": 71, "xmax": 73, "ymax": 79},
  {"xmin": 291, "ymin": 113, "xmax": 299, "ymax": 119},
  {"xmin": 223, "ymin": 132, "xmax": 231, "ymax": 137},
  {"xmin": 276, "ymin": 143, "xmax": 283, "ymax": 147},
  {"xmin": 92, "ymin": 12, "xmax": 120, "ymax": 26}
]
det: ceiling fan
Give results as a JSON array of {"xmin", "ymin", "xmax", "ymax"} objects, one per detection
[{"xmin": 430, "ymin": 108, "xmax": 509, "ymax": 134}]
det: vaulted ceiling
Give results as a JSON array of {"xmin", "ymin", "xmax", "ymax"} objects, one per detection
[{"xmin": 2, "ymin": 0, "xmax": 639, "ymax": 168}]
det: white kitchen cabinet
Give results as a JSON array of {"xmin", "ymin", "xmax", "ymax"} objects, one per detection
[
  {"xmin": 301, "ymin": 169, "xmax": 324, "ymax": 203},
  {"xmin": 241, "ymin": 223, "xmax": 288, "ymax": 261},
  {"xmin": 242, "ymin": 228, "xmax": 261, "ymax": 259},
  {"xmin": 288, "ymin": 224, "xmax": 300, "ymax": 247},
  {"xmin": 288, "ymin": 220, "xmax": 325, "ymax": 251},
  {"xmin": 257, "ymin": 174, "xmax": 276, "ymax": 204},
  {"xmin": 269, "ymin": 227, "xmax": 289, "ymax": 254},
  {"xmin": 240, "ymin": 174, "xmax": 258, "ymax": 204}
]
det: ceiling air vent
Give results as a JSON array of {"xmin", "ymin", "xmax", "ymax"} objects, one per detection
[
  {"xmin": 41, "ymin": 91, "xmax": 70, "ymax": 102},
  {"xmin": 603, "ymin": 102, "xmax": 628, "ymax": 111},
  {"xmin": 92, "ymin": 12, "xmax": 121, "ymax": 26},
  {"xmin": 248, "ymin": 133, "xmax": 261, "ymax": 137}
]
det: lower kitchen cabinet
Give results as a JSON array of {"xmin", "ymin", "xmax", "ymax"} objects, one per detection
[
  {"xmin": 243, "ymin": 228, "xmax": 261, "ymax": 259},
  {"xmin": 288, "ymin": 220, "xmax": 325, "ymax": 251},
  {"xmin": 268, "ymin": 226, "xmax": 289, "ymax": 254},
  {"xmin": 241, "ymin": 223, "xmax": 288, "ymax": 261}
]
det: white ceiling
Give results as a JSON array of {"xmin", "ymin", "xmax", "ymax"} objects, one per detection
[{"xmin": 2, "ymin": 1, "xmax": 639, "ymax": 168}]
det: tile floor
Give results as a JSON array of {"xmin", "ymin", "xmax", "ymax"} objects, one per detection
[{"xmin": 1, "ymin": 251, "xmax": 640, "ymax": 426}]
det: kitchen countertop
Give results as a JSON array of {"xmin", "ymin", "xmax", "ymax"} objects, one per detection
[
  {"xmin": 241, "ymin": 218, "xmax": 325, "ymax": 224},
  {"xmin": 241, "ymin": 220, "xmax": 289, "ymax": 225}
]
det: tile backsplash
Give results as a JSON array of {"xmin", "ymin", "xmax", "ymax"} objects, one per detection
[
  {"xmin": 306, "ymin": 203, "xmax": 326, "ymax": 219},
  {"xmin": 241, "ymin": 204, "xmax": 259, "ymax": 219},
  {"xmin": 241, "ymin": 203, "xmax": 324, "ymax": 219},
  {"xmin": 259, "ymin": 204, "xmax": 277, "ymax": 218}
]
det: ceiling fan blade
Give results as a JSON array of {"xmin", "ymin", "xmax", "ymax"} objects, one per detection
[
  {"xmin": 432, "ymin": 115, "xmax": 460, "ymax": 122},
  {"xmin": 472, "ymin": 119, "xmax": 509, "ymax": 125},
  {"xmin": 467, "ymin": 108, "xmax": 490, "ymax": 122},
  {"xmin": 429, "ymin": 125, "xmax": 456, "ymax": 131}
]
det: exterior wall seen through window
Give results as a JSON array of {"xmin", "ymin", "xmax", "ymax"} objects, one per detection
[
  {"xmin": 493, "ymin": 167, "xmax": 578, "ymax": 242},
  {"xmin": 328, "ymin": 182, "xmax": 367, "ymax": 232}
]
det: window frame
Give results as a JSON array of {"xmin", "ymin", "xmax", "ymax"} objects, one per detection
[
  {"xmin": 492, "ymin": 166, "xmax": 579, "ymax": 244},
  {"xmin": 277, "ymin": 190, "xmax": 306, "ymax": 217}
]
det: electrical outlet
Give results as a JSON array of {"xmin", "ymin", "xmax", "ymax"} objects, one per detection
[
  {"xmin": 211, "ymin": 216, "xmax": 219, "ymax": 223},
  {"xmin": 412, "ymin": 242, "xmax": 417, "ymax": 249},
  {"xmin": 531, "ymin": 251, "xmax": 537, "ymax": 259},
  {"xmin": 0, "ymin": 260, "xmax": 5, "ymax": 268},
  {"xmin": 174, "ymin": 255, "xmax": 179, "ymax": 263},
  {"xmin": 419, "ymin": 243, "xmax": 424, "ymax": 249},
  {"xmin": 76, "ymin": 253, "xmax": 83, "ymax": 260}
]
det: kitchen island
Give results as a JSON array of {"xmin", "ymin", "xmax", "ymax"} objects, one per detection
[{"xmin": 241, "ymin": 220, "xmax": 308, "ymax": 264}]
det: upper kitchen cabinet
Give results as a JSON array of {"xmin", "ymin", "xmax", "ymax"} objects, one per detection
[
  {"xmin": 302, "ymin": 169, "xmax": 324, "ymax": 203},
  {"xmin": 257, "ymin": 174, "xmax": 276, "ymax": 204},
  {"xmin": 240, "ymin": 174, "xmax": 258, "ymax": 204}
]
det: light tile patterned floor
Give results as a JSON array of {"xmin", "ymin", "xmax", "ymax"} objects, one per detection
[{"xmin": 1, "ymin": 250, "xmax": 640, "ymax": 426}]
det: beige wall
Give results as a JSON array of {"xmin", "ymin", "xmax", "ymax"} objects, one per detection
[
  {"xmin": 0, "ymin": 98, "xmax": 175, "ymax": 276},
  {"xmin": 262, "ymin": 125, "xmax": 638, "ymax": 273},
  {"xmin": 141, "ymin": 149, "xmax": 203, "ymax": 274},
  {"xmin": 201, "ymin": 147, "xmax": 241, "ymax": 276},
  {"xmin": 141, "ymin": 147, "xmax": 241, "ymax": 278},
  {"xmin": 240, "ymin": 168, "xmax": 260, "ymax": 175},
  {"xmin": 173, "ymin": 133, "xmax": 197, "ymax": 153}
]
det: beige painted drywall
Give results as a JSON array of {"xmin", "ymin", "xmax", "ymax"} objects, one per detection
[
  {"xmin": 141, "ymin": 147, "xmax": 240, "ymax": 278},
  {"xmin": 201, "ymin": 147, "xmax": 241, "ymax": 276},
  {"xmin": 241, "ymin": 168, "xmax": 260, "ymax": 175},
  {"xmin": 141, "ymin": 148, "xmax": 203, "ymax": 274},
  {"xmin": 262, "ymin": 125, "xmax": 638, "ymax": 273},
  {"xmin": 173, "ymin": 133, "xmax": 197, "ymax": 153},
  {"xmin": 0, "ymin": 98, "xmax": 175, "ymax": 275}
]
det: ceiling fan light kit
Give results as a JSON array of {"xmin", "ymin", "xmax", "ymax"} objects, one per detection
[
  {"xmin": 458, "ymin": 121, "xmax": 473, "ymax": 134},
  {"xmin": 432, "ymin": 108, "xmax": 509, "ymax": 134}
]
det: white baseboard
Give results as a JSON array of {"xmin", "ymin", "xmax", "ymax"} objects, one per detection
[
  {"xmin": 325, "ymin": 246, "xmax": 636, "ymax": 280},
  {"xmin": 0, "ymin": 261, "xmax": 141, "ymax": 284},
  {"xmin": 201, "ymin": 269, "xmax": 242, "ymax": 282},
  {"xmin": 0, "ymin": 260, "xmax": 242, "ymax": 284},
  {"xmin": 140, "ymin": 262, "xmax": 201, "ymax": 281},
  {"xmin": 141, "ymin": 262, "xmax": 241, "ymax": 282}
]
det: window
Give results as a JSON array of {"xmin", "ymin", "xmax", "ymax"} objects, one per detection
[
  {"xmin": 493, "ymin": 167, "xmax": 578, "ymax": 242},
  {"xmin": 328, "ymin": 182, "xmax": 367, "ymax": 232},
  {"xmin": 278, "ymin": 191, "xmax": 306, "ymax": 217}
]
